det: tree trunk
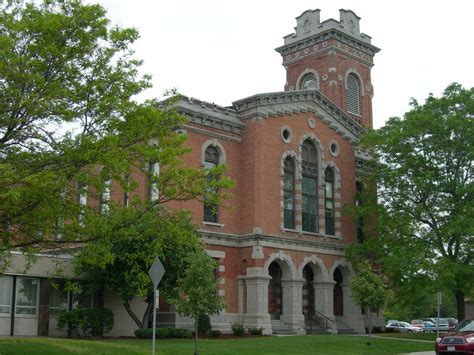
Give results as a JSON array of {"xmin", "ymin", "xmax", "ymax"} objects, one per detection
[
  {"xmin": 454, "ymin": 290, "xmax": 466, "ymax": 321},
  {"xmin": 123, "ymin": 301, "xmax": 144, "ymax": 329},
  {"xmin": 141, "ymin": 299, "xmax": 153, "ymax": 329},
  {"xmin": 368, "ymin": 309, "xmax": 372, "ymax": 346},
  {"xmin": 194, "ymin": 319, "xmax": 199, "ymax": 355}
]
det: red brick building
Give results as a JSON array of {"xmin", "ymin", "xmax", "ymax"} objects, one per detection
[
  {"xmin": 163, "ymin": 9, "xmax": 382, "ymax": 335},
  {"xmin": 0, "ymin": 8, "xmax": 384, "ymax": 336}
]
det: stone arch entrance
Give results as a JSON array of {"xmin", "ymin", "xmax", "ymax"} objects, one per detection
[
  {"xmin": 333, "ymin": 268, "xmax": 344, "ymax": 316},
  {"xmin": 268, "ymin": 261, "xmax": 283, "ymax": 319},
  {"xmin": 302, "ymin": 265, "xmax": 314, "ymax": 319}
]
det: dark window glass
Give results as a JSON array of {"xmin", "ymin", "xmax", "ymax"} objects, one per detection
[
  {"xmin": 302, "ymin": 141, "xmax": 318, "ymax": 233},
  {"xmin": 283, "ymin": 157, "xmax": 295, "ymax": 229},
  {"xmin": 204, "ymin": 146, "xmax": 219, "ymax": 223},
  {"xmin": 325, "ymin": 168, "xmax": 335, "ymax": 235}
]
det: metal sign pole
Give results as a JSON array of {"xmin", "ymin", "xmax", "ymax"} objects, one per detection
[
  {"xmin": 152, "ymin": 287, "xmax": 156, "ymax": 355},
  {"xmin": 436, "ymin": 292, "xmax": 442, "ymax": 339}
]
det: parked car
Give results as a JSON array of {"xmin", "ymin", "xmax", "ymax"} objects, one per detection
[
  {"xmin": 435, "ymin": 319, "xmax": 474, "ymax": 354},
  {"xmin": 447, "ymin": 318, "xmax": 458, "ymax": 331},
  {"xmin": 386, "ymin": 321, "xmax": 424, "ymax": 333},
  {"xmin": 411, "ymin": 319, "xmax": 424, "ymax": 328},
  {"xmin": 424, "ymin": 318, "xmax": 450, "ymax": 332},
  {"xmin": 423, "ymin": 321, "xmax": 436, "ymax": 332}
]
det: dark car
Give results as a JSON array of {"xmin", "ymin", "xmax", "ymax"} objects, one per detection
[{"xmin": 435, "ymin": 319, "xmax": 474, "ymax": 354}]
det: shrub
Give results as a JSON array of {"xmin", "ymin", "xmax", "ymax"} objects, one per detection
[
  {"xmin": 134, "ymin": 327, "xmax": 192, "ymax": 339},
  {"xmin": 57, "ymin": 308, "xmax": 114, "ymax": 338},
  {"xmin": 208, "ymin": 329, "xmax": 222, "ymax": 338},
  {"xmin": 134, "ymin": 328, "xmax": 153, "ymax": 339},
  {"xmin": 168, "ymin": 328, "xmax": 192, "ymax": 338},
  {"xmin": 231, "ymin": 323, "xmax": 245, "ymax": 336},
  {"xmin": 198, "ymin": 314, "xmax": 212, "ymax": 336},
  {"xmin": 248, "ymin": 327, "xmax": 264, "ymax": 335}
]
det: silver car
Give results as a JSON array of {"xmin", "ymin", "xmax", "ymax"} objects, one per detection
[{"xmin": 386, "ymin": 321, "xmax": 424, "ymax": 333}]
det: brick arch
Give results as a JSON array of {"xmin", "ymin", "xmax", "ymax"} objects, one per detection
[
  {"xmin": 264, "ymin": 251, "xmax": 297, "ymax": 280},
  {"xmin": 344, "ymin": 68, "xmax": 365, "ymax": 96},
  {"xmin": 296, "ymin": 69, "xmax": 320, "ymax": 90},
  {"xmin": 298, "ymin": 255, "xmax": 330, "ymax": 282},
  {"xmin": 298, "ymin": 133, "xmax": 325, "ymax": 184},
  {"xmin": 201, "ymin": 139, "xmax": 226, "ymax": 165},
  {"xmin": 329, "ymin": 259, "xmax": 354, "ymax": 284},
  {"xmin": 280, "ymin": 151, "xmax": 299, "ymax": 177},
  {"xmin": 321, "ymin": 161, "xmax": 341, "ymax": 190}
]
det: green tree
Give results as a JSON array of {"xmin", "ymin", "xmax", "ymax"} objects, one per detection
[
  {"xmin": 0, "ymin": 0, "xmax": 232, "ymax": 268},
  {"xmin": 350, "ymin": 83, "xmax": 473, "ymax": 320},
  {"xmin": 350, "ymin": 261, "xmax": 387, "ymax": 345},
  {"xmin": 171, "ymin": 251, "xmax": 225, "ymax": 355},
  {"xmin": 75, "ymin": 210, "xmax": 204, "ymax": 329}
]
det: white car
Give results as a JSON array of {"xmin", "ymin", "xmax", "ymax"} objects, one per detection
[{"xmin": 386, "ymin": 321, "xmax": 424, "ymax": 333}]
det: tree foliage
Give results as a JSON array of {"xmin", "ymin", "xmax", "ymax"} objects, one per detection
[
  {"xmin": 349, "ymin": 83, "xmax": 474, "ymax": 320},
  {"xmin": 0, "ymin": 0, "xmax": 233, "ymax": 267},
  {"xmin": 170, "ymin": 251, "xmax": 225, "ymax": 355},
  {"xmin": 350, "ymin": 261, "xmax": 387, "ymax": 344},
  {"xmin": 75, "ymin": 210, "xmax": 204, "ymax": 329}
]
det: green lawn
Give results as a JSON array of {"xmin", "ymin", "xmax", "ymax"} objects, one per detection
[
  {"xmin": 375, "ymin": 332, "xmax": 438, "ymax": 341},
  {"xmin": 0, "ymin": 335, "xmax": 434, "ymax": 354}
]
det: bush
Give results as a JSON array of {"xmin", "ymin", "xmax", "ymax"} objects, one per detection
[
  {"xmin": 208, "ymin": 329, "xmax": 222, "ymax": 338},
  {"xmin": 231, "ymin": 323, "xmax": 245, "ymax": 336},
  {"xmin": 57, "ymin": 308, "xmax": 114, "ymax": 338},
  {"xmin": 198, "ymin": 314, "xmax": 212, "ymax": 336},
  {"xmin": 248, "ymin": 327, "xmax": 264, "ymax": 335},
  {"xmin": 168, "ymin": 328, "xmax": 192, "ymax": 338},
  {"xmin": 134, "ymin": 327, "xmax": 192, "ymax": 339}
]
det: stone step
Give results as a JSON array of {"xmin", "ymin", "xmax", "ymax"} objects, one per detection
[{"xmin": 271, "ymin": 320, "xmax": 298, "ymax": 335}]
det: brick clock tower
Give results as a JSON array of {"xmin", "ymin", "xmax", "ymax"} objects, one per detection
[{"xmin": 276, "ymin": 9, "xmax": 380, "ymax": 128}]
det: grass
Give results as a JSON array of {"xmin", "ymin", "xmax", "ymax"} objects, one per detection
[
  {"xmin": 375, "ymin": 331, "xmax": 438, "ymax": 341},
  {"xmin": 0, "ymin": 335, "xmax": 434, "ymax": 354}
]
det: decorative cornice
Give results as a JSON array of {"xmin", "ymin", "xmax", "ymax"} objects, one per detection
[
  {"xmin": 197, "ymin": 230, "xmax": 346, "ymax": 255},
  {"xmin": 176, "ymin": 95, "xmax": 245, "ymax": 135},
  {"xmin": 232, "ymin": 90, "xmax": 365, "ymax": 143},
  {"xmin": 184, "ymin": 124, "xmax": 242, "ymax": 143},
  {"xmin": 276, "ymin": 27, "xmax": 380, "ymax": 59}
]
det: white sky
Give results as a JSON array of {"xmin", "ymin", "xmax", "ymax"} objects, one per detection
[{"xmin": 93, "ymin": 0, "xmax": 474, "ymax": 128}]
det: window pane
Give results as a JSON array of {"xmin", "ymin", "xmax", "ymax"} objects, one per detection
[
  {"xmin": 284, "ymin": 210, "xmax": 295, "ymax": 229},
  {"xmin": 50, "ymin": 285, "xmax": 68, "ymax": 316},
  {"xmin": 284, "ymin": 191, "xmax": 294, "ymax": 211},
  {"xmin": 16, "ymin": 278, "xmax": 38, "ymax": 307},
  {"xmin": 283, "ymin": 172, "xmax": 294, "ymax": 190},
  {"xmin": 0, "ymin": 276, "xmax": 12, "ymax": 314},
  {"xmin": 325, "ymin": 182, "xmax": 333, "ymax": 198},
  {"xmin": 302, "ymin": 176, "xmax": 316, "ymax": 193}
]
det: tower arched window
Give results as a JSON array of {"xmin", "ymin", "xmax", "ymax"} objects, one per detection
[
  {"xmin": 149, "ymin": 162, "xmax": 160, "ymax": 203},
  {"xmin": 300, "ymin": 73, "xmax": 318, "ymax": 90},
  {"xmin": 346, "ymin": 73, "xmax": 361, "ymax": 115},
  {"xmin": 204, "ymin": 146, "xmax": 219, "ymax": 223},
  {"xmin": 100, "ymin": 173, "xmax": 111, "ymax": 214},
  {"xmin": 324, "ymin": 168, "xmax": 335, "ymax": 235},
  {"xmin": 302, "ymin": 140, "xmax": 318, "ymax": 233},
  {"xmin": 283, "ymin": 157, "xmax": 296, "ymax": 229}
]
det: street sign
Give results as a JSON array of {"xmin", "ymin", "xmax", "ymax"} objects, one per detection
[
  {"xmin": 148, "ymin": 256, "xmax": 165, "ymax": 355},
  {"xmin": 148, "ymin": 256, "xmax": 165, "ymax": 289}
]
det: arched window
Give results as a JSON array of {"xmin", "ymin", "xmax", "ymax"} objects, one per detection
[
  {"xmin": 346, "ymin": 73, "xmax": 361, "ymax": 115},
  {"xmin": 324, "ymin": 168, "xmax": 335, "ymax": 235},
  {"xmin": 356, "ymin": 181, "xmax": 364, "ymax": 242},
  {"xmin": 123, "ymin": 174, "xmax": 130, "ymax": 207},
  {"xmin": 76, "ymin": 181, "xmax": 87, "ymax": 226},
  {"xmin": 283, "ymin": 157, "xmax": 296, "ymax": 229},
  {"xmin": 302, "ymin": 140, "xmax": 318, "ymax": 233},
  {"xmin": 149, "ymin": 162, "xmax": 159, "ymax": 203},
  {"xmin": 300, "ymin": 73, "xmax": 318, "ymax": 90},
  {"xmin": 100, "ymin": 170, "xmax": 111, "ymax": 214},
  {"xmin": 204, "ymin": 146, "xmax": 219, "ymax": 223}
]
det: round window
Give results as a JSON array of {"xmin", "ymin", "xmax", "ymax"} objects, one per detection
[
  {"xmin": 329, "ymin": 141, "xmax": 339, "ymax": 156},
  {"xmin": 281, "ymin": 127, "xmax": 292, "ymax": 144}
]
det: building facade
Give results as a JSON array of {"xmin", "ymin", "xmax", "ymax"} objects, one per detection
[{"xmin": 0, "ymin": 9, "xmax": 384, "ymax": 336}]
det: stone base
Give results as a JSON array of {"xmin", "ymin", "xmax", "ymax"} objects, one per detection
[{"xmin": 243, "ymin": 313, "xmax": 272, "ymax": 335}]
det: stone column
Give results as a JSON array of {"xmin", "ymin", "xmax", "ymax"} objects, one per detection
[
  {"xmin": 237, "ymin": 277, "xmax": 244, "ymax": 324},
  {"xmin": 313, "ymin": 280, "xmax": 337, "ymax": 333},
  {"xmin": 280, "ymin": 278, "xmax": 306, "ymax": 334},
  {"xmin": 341, "ymin": 282, "xmax": 365, "ymax": 334},
  {"xmin": 242, "ymin": 267, "xmax": 272, "ymax": 335}
]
